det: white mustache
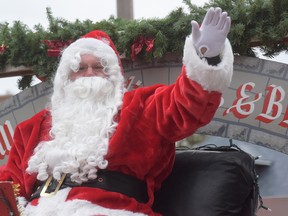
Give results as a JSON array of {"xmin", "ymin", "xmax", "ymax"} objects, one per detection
[{"xmin": 64, "ymin": 77, "xmax": 114, "ymax": 99}]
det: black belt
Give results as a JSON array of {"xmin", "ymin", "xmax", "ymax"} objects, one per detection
[{"xmin": 30, "ymin": 170, "xmax": 148, "ymax": 203}]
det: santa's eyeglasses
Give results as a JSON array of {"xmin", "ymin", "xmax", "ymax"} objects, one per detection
[{"xmin": 77, "ymin": 65, "xmax": 104, "ymax": 73}]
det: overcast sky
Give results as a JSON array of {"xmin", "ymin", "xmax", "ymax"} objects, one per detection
[{"xmin": 0, "ymin": 0, "xmax": 287, "ymax": 95}]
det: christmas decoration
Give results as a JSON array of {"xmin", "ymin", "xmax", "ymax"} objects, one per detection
[
  {"xmin": 0, "ymin": 44, "xmax": 7, "ymax": 54},
  {"xmin": 131, "ymin": 35, "xmax": 155, "ymax": 61},
  {"xmin": 42, "ymin": 40, "xmax": 73, "ymax": 57}
]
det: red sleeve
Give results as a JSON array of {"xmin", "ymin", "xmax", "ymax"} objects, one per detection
[
  {"xmin": 0, "ymin": 110, "xmax": 51, "ymax": 198},
  {"xmin": 143, "ymin": 66, "xmax": 222, "ymax": 142}
]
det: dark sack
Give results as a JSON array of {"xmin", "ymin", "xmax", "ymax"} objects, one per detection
[{"xmin": 152, "ymin": 144, "xmax": 259, "ymax": 216}]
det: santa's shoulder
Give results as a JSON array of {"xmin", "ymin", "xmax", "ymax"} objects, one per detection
[{"xmin": 16, "ymin": 109, "xmax": 51, "ymax": 131}]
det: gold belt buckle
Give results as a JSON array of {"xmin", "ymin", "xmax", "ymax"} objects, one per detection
[{"xmin": 40, "ymin": 173, "xmax": 67, "ymax": 198}]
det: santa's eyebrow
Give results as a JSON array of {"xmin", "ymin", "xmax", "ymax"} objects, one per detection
[{"xmin": 79, "ymin": 61, "xmax": 103, "ymax": 66}]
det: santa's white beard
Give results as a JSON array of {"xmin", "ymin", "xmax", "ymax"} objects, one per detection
[{"xmin": 27, "ymin": 76, "xmax": 123, "ymax": 183}]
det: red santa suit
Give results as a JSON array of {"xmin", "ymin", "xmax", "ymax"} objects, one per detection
[{"xmin": 0, "ymin": 28, "xmax": 233, "ymax": 216}]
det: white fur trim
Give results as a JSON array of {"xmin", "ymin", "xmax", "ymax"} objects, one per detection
[
  {"xmin": 24, "ymin": 188, "xmax": 147, "ymax": 216},
  {"xmin": 183, "ymin": 35, "xmax": 234, "ymax": 92}
]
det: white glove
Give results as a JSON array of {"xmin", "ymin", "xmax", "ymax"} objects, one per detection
[{"xmin": 191, "ymin": 7, "xmax": 231, "ymax": 58}]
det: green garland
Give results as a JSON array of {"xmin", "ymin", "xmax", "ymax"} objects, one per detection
[{"xmin": 0, "ymin": 0, "xmax": 288, "ymax": 90}]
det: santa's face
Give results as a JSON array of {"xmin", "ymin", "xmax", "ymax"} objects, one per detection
[
  {"xmin": 26, "ymin": 38, "xmax": 126, "ymax": 182},
  {"xmin": 69, "ymin": 54, "xmax": 108, "ymax": 81}
]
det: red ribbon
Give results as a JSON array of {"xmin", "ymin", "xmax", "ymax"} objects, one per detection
[
  {"xmin": 42, "ymin": 40, "xmax": 72, "ymax": 57},
  {"xmin": 0, "ymin": 44, "xmax": 7, "ymax": 54},
  {"xmin": 131, "ymin": 35, "xmax": 155, "ymax": 61}
]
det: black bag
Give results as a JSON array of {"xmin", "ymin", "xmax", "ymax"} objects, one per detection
[{"xmin": 153, "ymin": 142, "xmax": 260, "ymax": 216}]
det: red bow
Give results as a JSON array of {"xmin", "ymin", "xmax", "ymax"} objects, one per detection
[
  {"xmin": 0, "ymin": 44, "xmax": 7, "ymax": 54},
  {"xmin": 42, "ymin": 40, "xmax": 72, "ymax": 57},
  {"xmin": 131, "ymin": 35, "xmax": 155, "ymax": 61}
]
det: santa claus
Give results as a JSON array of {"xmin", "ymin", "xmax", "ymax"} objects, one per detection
[{"xmin": 0, "ymin": 7, "xmax": 233, "ymax": 216}]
